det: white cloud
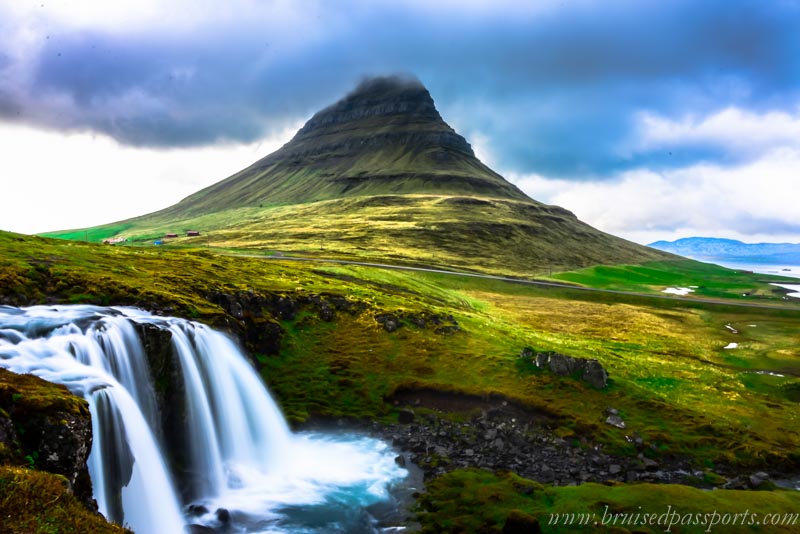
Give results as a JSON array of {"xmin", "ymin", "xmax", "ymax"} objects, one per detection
[
  {"xmin": 506, "ymin": 148, "xmax": 800, "ymax": 245},
  {"xmin": 632, "ymin": 106, "xmax": 800, "ymax": 155},
  {"xmin": 0, "ymin": 122, "xmax": 298, "ymax": 234}
]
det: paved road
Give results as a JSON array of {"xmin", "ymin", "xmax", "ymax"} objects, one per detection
[{"xmin": 228, "ymin": 253, "xmax": 800, "ymax": 312}]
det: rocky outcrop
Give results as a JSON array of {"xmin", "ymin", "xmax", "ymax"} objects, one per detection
[
  {"xmin": 0, "ymin": 368, "xmax": 95, "ymax": 509},
  {"xmin": 520, "ymin": 347, "xmax": 608, "ymax": 389},
  {"xmin": 367, "ymin": 397, "xmax": 720, "ymax": 490},
  {"xmin": 376, "ymin": 310, "xmax": 462, "ymax": 334},
  {"xmin": 283, "ymin": 76, "xmax": 475, "ymax": 159},
  {"xmin": 207, "ymin": 290, "xmax": 289, "ymax": 355}
]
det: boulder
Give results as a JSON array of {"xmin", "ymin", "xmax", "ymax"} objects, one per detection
[
  {"xmin": 524, "ymin": 349, "xmax": 609, "ymax": 389},
  {"xmin": 605, "ymin": 415, "xmax": 626, "ymax": 429},
  {"xmin": 0, "ymin": 368, "xmax": 95, "ymax": 509},
  {"xmin": 582, "ymin": 360, "xmax": 608, "ymax": 389}
]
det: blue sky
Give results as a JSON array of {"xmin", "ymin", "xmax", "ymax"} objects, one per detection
[{"xmin": 1, "ymin": 0, "xmax": 799, "ymax": 244}]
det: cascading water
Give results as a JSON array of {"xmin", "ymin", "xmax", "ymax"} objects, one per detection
[{"xmin": 0, "ymin": 305, "xmax": 408, "ymax": 533}]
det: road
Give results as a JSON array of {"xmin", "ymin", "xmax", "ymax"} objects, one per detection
[{"xmin": 229, "ymin": 253, "xmax": 800, "ymax": 312}]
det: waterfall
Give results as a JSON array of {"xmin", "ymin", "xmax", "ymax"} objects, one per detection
[{"xmin": 0, "ymin": 305, "xmax": 406, "ymax": 533}]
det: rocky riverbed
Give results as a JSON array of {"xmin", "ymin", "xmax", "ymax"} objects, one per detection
[{"xmin": 306, "ymin": 387, "xmax": 782, "ymax": 495}]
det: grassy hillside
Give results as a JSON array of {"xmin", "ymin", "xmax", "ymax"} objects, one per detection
[
  {"xmin": 42, "ymin": 76, "xmax": 672, "ymax": 275},
  {"xmin": 43, "ymin": 194, "xmax": 670, "ymax": 275},
  {"xmin": 419, "ymin": 470, "xmax": 800, "ymax": 533},
  {"xmin": 3, "ymin": 230, "xmax": 800, "ymax": 530},
  {"xmin": 3, "ymin": 230, "xmax": 799, "ymax": 463}
]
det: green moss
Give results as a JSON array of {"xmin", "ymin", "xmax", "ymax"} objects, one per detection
[
  {"xmin": 0, "ymin": 466, "xmax": 129, "ymax": 533},
  {"xmin": 0, "ymin": 369, "xmax": 88, "ymax": 417},
  {"xmin": 418, "ymin": 469, "xmax": 800, "ymax": 533}
]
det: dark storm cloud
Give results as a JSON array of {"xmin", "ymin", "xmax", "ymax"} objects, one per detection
[{"xmin": 2, "ymin": 0, "xmax": 799, "ymax": 177}]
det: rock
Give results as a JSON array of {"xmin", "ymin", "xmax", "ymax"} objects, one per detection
[
  {"xmin": 582, "ymin": 360, "xmax": 608, "ymax": 388},
  {"xmin": 435, "ymin": 325, "xmax": 461, "ymax": 335},
  {"xmin": 605, "ymin": 407, "xmax": 619, "ymax": 416},
  {"xmin": 187, "ymin": 504, "xmax": 209, "ymax": 516},
  {"xmin": 318, "ymin": 302, "xmax": 334, "ymax": 321},
  {"xmin": 609, "ymin": 464, "xmax": 622, "ymax": 475},
  {"xmin": 548, "ymin": 353, "xmax": 582, "ymax": 376},
  {"xmin": 538, "ymin": 464, "xmax": 555, "ymax": 483},
  {"xmin": 528, "ymin": 350, "xmax": 609, "ymax": 389},
  {"xmin": 0, "ymin": 369, "xmax": 95, "ymax": 509},
  {"xmin": 642, "ymin": 458, "xmax": 659, "ymax": 470},
  {"xmin": 395, "ymin": 455, "xmax": 406, "ymax": 467},
  {"xmin": 398, "ymin": 409, "xmax": 415, "ymax": 424},
  {"xmin": 749, "ymin": 472, "xmax": 772, "ymax": 489},
  {"xmin": 186, "ymin": 525, "xmax": 215, "ymax": 534},
  {"xmin": 216, "ymin": 508, "xmax": 231, "ymax": 524},
  {"xmin": 605, "ymin": 415, "xmax": 626, "ymax": 429},
  {"xmin": 502, "ymin": 510, "xmax": 542, "ymax": 534}
]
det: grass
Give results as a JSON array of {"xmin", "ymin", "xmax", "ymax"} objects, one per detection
[
  {"xmin": 0, "ymin": 467, "xmax": 129, "ymax": 534},
  {"xmin": 2, "ymin": 229, "xmax": 800, "ymax": 530},
  {"xmin": 3, "ymin": 230, "xmax": 800, "ymax": 466},
  {"xmin": 42, "ymin": 193, "xmax": 669, "ymax": 276},
  {"xmin": 418, "ymin": 469, "xmax": 800, "ymax": 533},
  {"xmin": 552, "ymin": 261, "xmax": 799, "ymax": 300}
]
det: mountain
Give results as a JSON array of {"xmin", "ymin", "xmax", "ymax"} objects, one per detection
[
  {"xmin": 164, "ymin": 75, "xmax": 529, "ymax": 216},
  {"xmin": 649, "ymin": 237, "xmax": 800, "ymax": 265},
  {"xmin": 45, "ymin": 75, "xmax": 670, "ymax": 276}
]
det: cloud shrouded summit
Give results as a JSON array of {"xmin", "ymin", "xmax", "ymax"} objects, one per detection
[
  {"xmin": 1, "ymin": 0, "xmax": 799, "ymax": 179},
  {"xmin": 1, "ymin": 0, "xmax": 800, "ymax": 243}
]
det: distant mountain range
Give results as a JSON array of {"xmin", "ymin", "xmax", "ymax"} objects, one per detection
[{"xmin": 648, "ymin": 237, "xmax": 800, "ymax": 264}]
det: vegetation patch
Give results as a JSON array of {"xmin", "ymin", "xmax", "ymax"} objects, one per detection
[
  {"xmin": 418, "ymin": 469, "xmax": 800, "ymax": 533},
  {"xmin": 0, "ymin": 466, "xmax": 129, "ymax": 534}
]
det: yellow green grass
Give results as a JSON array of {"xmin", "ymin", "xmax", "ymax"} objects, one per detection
[
  {"xmin": 418, "ymin": 469, "xmax": 800, "ymax": 533},
  {"xmin": 0, "ymin": 467, "xmax": 129, "ymax": 534},
  {"xmin": 2, "ymin": 229, "xmax": 800, "ymax": 530},
  {"xmin": 3, "ymin": 230, "xmax": 800, "ymax": 466},
  {"xmin": 42, "ymin": 193, "xmax": 668, "ymax": 275}
]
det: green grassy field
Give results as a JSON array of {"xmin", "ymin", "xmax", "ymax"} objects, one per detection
[
  {"xmin": 418, "ymin": 470, "xmax": 800, "ymax": 533},
  {"xmin": 42, "ymin": 193, "xmax": 669, "ymax": 276},
  {"xmin": 2, "ymin": 230, "xmax": 800, "ymax": 530}
]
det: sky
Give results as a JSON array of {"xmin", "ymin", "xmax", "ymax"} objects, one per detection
[{"xmin": 1, "ymin": 0, "xmax": 799, "ymax": 244}]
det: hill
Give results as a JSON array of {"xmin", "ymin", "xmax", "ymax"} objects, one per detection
[
  {"xmin": 3, "ymin": 229, "xmax": 800, "ymax": 532},
  {"xmin": 650, "ymin": 237, "xmax": 800, "ymax": 265},
  {"xmin": 45, "ymin": 75, "xmax": 669, "ymax": 275}
]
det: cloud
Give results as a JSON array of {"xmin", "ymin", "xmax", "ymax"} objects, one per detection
[
  {"xmin": 1, "ymin": 0, "xmax": 799, "ymax": 178},
  {"xmin": 511, "ymin": 148, "xmax": 800, "ymax": 244},
  {"xmin": 632, "ymin": 107, "xmax": 800, "ymax": 158},
  {"xmin": 0, "ymin": 121, "xmax": 298, "ymax": 235}
]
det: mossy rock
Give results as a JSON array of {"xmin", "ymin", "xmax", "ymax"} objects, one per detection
[{"xmin": 0, "ymin": 466, "xmax": 129, "ymax": 533}]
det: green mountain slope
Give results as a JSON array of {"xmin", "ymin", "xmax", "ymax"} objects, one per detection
[
  {"xmin": 45, "ymin": 75, "xmax": 670, "ymax": 275},
  {"xmin": 164, "ymin": 76, "xmax": 528, "ymax": 214}
]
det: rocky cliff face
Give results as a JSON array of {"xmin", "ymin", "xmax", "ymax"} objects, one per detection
[
  {"xmin": 0, "ymin": 368, "xmax": 95, "ymax": 509},
  {"xmin": 283, "ymin": 76, "xmax": 475, "ymax": 159}
]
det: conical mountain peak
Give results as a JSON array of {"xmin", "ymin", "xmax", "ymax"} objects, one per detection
[
  {"xmin": 293, "ymin": 75, "xmax": 455, "ymax": 143},
  {"xmin": 168, "ymin": 75, "xmax": 527, "ymax": 213},
  {"xmin": 65, "ymin": 75, "xmax": 669, "ymax": 274}
]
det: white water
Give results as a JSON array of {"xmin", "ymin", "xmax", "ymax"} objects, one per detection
[{"xmin": 0, "ymin": 305, "xmax": 407, "ymax": 533}]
